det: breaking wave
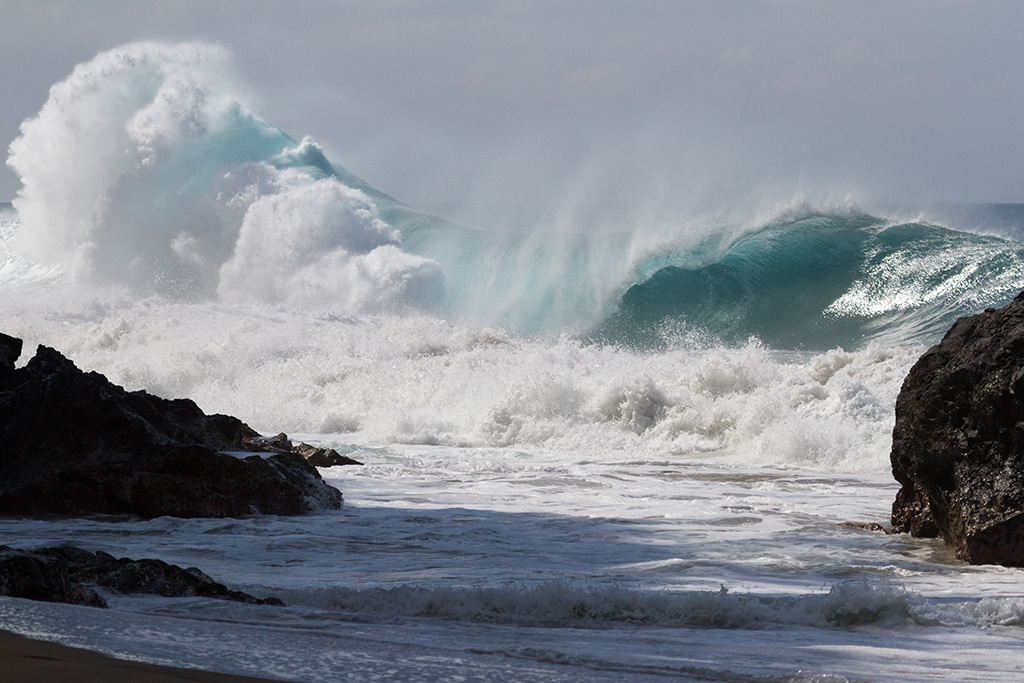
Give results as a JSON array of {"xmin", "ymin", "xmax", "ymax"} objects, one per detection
[
  {"xmin": 588, "ymin": 213, "xmax": 1024, "ymax": 350},
  {"xmin": 275, "ymin": 580, "xmax": 1024, "ymax": 631},
  {"xmin": 5, "ymin": 42, "xmax": 443, "ymax": 313}
]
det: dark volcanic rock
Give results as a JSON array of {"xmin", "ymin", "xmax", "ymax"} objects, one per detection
[
  {"xmin": 0, "ymin": 335, "xmax": 343, "ymax": 518},
  {"xmin": 243, "ymin": 433, "xmax": 363, "ymax": 467},
  {"xmin": 891, "ymin": 292, "xmax": 1024, "ymax": 565},
  {"xmin": 243, "ymin": 432, "xmax": 294, "ymax": 452},
  {"xmin": 295, "ymin": 442, "xmax": 363, "ymax": 467},
  {"xmin": 0, "ymin": 333, "xmax": 21, "ymax": 372},
  {"xmin": 0, "ymin": 545, "xmax": 104, "ymax": 607},
  {"xmin": 0, "ymin": 545, "xmax": 282, "ymax": 608}
]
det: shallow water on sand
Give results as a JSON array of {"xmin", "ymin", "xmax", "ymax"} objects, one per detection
[{"xmin": 3, "ymin": 441, "xmax": 1024, "ymax": 682}]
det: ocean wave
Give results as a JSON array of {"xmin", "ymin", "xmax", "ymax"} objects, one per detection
[
  {"xmin": 5, "ymin": 42, "xmax": 443, "ymax": 313},
  {"xmin": 5, "ymin": 42, "xmax": 1023, "ymax": 351},
  {"xmin": 273, "ymin": 580, "xmax": 1024, "ymax": 631},
  {"xmin": 587, "ymin": 213, "xmax": 1024, "ymax": 350},
  {"xmin": 2, "ymin": 40, "xmax": 1020, "ymax": 468}
]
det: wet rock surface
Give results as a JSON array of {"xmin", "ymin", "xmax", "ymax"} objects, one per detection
[
  {"xmin": 0, "ymin": 334, "xmax": 343, "ymax": 518},
  {"xmin": 0, "ymin": 545, "xmax": 282, "ymax": 608},
  {"xmin": 243, "ymin": 433, "xmax": 363, "ymax": 467},
  {"xmin": 891, "ymin": 292, "xmax": 1024, "ymax": 565}
]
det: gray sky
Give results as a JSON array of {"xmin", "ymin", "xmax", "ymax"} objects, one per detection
[{"xmin": 2, "ymin": 1, "xmax": 1023, "ymax": 227}]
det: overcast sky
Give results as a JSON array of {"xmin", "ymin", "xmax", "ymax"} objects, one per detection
[{"xmin": 2, "ymin": 1, "xmax": 1023, "ymax": 226}]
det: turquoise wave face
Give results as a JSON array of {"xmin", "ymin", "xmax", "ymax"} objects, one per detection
[
  {"xmin": 579, "ymin": 214, "xmax": 1024, "ymax": 351},
  {"xmin": 378, "ymin": 205, "xmax": 1024, "ymax": 351}
]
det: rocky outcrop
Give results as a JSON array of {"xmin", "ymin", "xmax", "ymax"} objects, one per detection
[
  {"xmin": 891, "ymin": 292, "xmax": 1024, "ymax": 565},
  {"xmin": 0, "ymin": 332, "xmax": 22, "ymax": 372},
  {"xmin": 0, "ymin": 335, "xmax": 343, "ymax": 518},
  {"xmin": 0, "ymin": 545, "xmax": 105, "ymax": 607},
  {"xmin": 243, "ymin": 432, "xmax": 363, "ymax": 467},
  {"xmin": 0, "ymin": 545, "xmax": 282, "ymax": 608},
  {"xmin": 296, "ymin": 442, "xmax": 364, "ymax": 467}
]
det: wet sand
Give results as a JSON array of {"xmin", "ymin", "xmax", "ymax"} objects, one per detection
[{"xmin": 1, "ymin": 629, "xmax": 285, "ymax": 683}]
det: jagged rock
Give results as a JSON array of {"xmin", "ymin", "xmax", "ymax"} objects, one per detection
[
  {"xmin": 243, "ymin": 432, "xmax": 293, "ymax": 452},
  {"xmin": 0, "ymin": 546, "xmax": 104, "ymax": 607},
  {"xmin": 0, "ymin": 333, "xmax": 21, "ymax": 372},
  {"xmin": 244, "ymin": 433, "xmax": 363, "ymax": 467},
  {"xmin": 0, "ymin": 545, "xmax": 282, "ymax": 608},
  {"xmin": 295, "ymin": 442, "xmax": 363, "ymax": 467},
  {"xmin": 891, "ymin": 292, "xmax": 1024, "ymax": 565},
  {"xmin": 0, "ymin": 335, "xmax": 343, "ymax": 518}
]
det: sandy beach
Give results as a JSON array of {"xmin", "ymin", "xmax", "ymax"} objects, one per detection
[{"xmin": 1, "ymin": 629, "xmax": 284, "ymax": 683}]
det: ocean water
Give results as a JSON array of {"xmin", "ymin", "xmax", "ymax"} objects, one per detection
[{"xmin": 3, "ymin": 42, "xmax": 1024, "ymax": 682}]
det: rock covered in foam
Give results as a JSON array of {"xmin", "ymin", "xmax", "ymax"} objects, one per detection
[
  {"xmin": 891, "ymin": 292, "xmax": 1024, "ymax": 565},
  {"xmin": 0, "ymin": 334, "xmax": 342, "ymax": 518}
]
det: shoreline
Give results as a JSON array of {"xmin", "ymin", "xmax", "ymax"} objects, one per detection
[{"xmin": 0, "ymin": 629, "xmax": 285, "ymax": 683}]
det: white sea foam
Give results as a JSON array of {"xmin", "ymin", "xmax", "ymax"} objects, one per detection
[
  {"xmin": 217, "ymin": 165, "xmax": 443, "ymax": 310},
  {"xmin": 0, "ymin": 293, "xmax": 920, "ymax": 472}
]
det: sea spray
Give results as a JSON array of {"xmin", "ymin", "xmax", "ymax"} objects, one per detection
[{"xmin": 6, "ymin": 42, "xmax": 443, "ymax": 311}]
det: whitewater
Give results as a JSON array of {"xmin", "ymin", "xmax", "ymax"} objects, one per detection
[{"xmin": 3, "ymin": 42, "xmax": 1024, "ymax": 682}]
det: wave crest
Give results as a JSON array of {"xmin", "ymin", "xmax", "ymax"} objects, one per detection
[{"xmin": 275, "ymin": 580, "xmax": 976, "ymax": 631}]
